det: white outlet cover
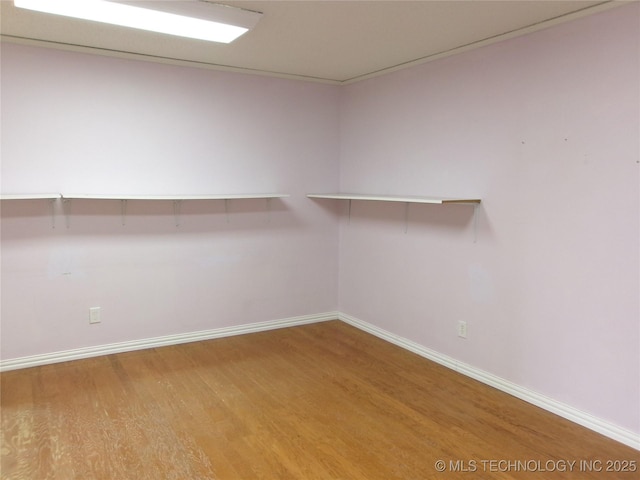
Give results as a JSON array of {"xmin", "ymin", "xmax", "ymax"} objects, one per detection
[
  {"xmin": 89, "ymin": 307, "xmax": 101, "ymax": 324},
  {"xmin": 457, "ymin": 321, "xmax": 467, "ymax": 338}
]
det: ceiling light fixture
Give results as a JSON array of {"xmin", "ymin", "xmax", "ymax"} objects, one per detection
[{"xmin": 13, "ymin": 0, "xmax": 262, "ymax": 44}]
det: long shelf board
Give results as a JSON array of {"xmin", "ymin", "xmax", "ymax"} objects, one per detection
[
  {"xmin": 61, "ymin": 193, "xmax": 289, "ymax": 200},
  {"xmin": 307, "ymin": 193, "xmax": 481, "ymax": 204},
  {"xmin": 1, "ymin": 193, "xmax": 61, "ymax": 200}
]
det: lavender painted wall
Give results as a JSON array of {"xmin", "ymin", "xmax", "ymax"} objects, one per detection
[
  {"xmin": 1, "ymin": 44, "xmax": 340, "ymax": 359},
  {"xmin": 338, "ymin": 4, "xmax": 639, "ymax": 434}
]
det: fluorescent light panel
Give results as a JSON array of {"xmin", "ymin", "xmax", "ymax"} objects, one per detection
[{"xmin": 14, "ymin": 0, "xmax": 262, "ymax": 43}]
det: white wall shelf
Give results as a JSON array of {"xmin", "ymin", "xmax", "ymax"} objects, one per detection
[
  {"xmin": 59, "ymin": 193, "xmax": 290, "ymax": 227},
  {"xmin": 1, "ymin": 193, "xmax": 61, "ymax": 200},
  {"xmin": 61, "ymin": 193, "xmax": 289, "ymax": 200},
  {"xmin": 306, "ymin": 193, "xmax": 480, "ymax": 204},
  {"xmin": 1, "ymin": 194, "xmax": 61, "ymax": 228},
  {"xmin": 307, "ymin": 192, "xmax": 481, "ymax": 238}
]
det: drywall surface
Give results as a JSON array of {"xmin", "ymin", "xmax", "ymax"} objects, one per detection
[
  {"xmin": 338, "ymin": 4, "xmax": 639, "ymax": 434},
  {"xmin": 1, "ymin": 43, "xmax": 340, "ymax": 359}
]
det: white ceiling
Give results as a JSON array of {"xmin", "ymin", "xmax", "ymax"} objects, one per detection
[{"xmin": 0, "ymin": 0, "xmax": 626, "ymax": 84}]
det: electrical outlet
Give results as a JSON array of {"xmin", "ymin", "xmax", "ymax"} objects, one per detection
[
  {"xmin": 89, "ymin": 307, "xmax": 101, "ymax": 324},
  {"xmin": 457, "ymin": 320, "xmax": 467, "ymax": 339}
]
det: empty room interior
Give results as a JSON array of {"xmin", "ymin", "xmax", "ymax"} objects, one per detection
[{"xmin": 1, "ymin": 0, "xmax": 639, "ymax": 478}]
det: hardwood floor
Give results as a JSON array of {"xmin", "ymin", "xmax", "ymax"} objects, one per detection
[{"xmin": 1, "ymin": 320, "xmax": 638, "ymax": 479}]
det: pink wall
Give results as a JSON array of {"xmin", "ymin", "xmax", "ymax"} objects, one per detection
[
  {"xmin": 338, "ymin": 4, "xmax": 639, "ymax": 434},
  {"xmin": 1, "ymin": 44, "xmax": 340, "ymax": 359}
]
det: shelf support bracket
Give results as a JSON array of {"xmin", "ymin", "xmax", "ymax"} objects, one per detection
[
  {"xmin": 173, "ymin": 200, "xmax": 182, "ymax": 227},
  {"xmin": 404, "ymin": 202, "xmax": 410, "ymax": 234},
  {"xmin": 62, "ymin": 198, "xmax": 71, "ymax": 229},
  {"xmin": 347, "ymin": 199, "xmax": 352, "ymax": 224},
  {"xmin": 224, "ymin": 199, "xmax": 230, "ymax": 223},
  {"xmin": 49, "ymin": 198, "xmax": 56, "ymax": 229},
  {"xmin": 121, "ymin": 199, "xmax": 127, "ymax": 226},
  {"xmin": 265, "ymin": 197, "xmax": 272, "ymax": 223},
  {"xmin": 473, "ymin": 204, "xmax": 479, "ymax": 243}
]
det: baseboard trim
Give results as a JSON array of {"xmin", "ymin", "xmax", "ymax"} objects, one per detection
[
  {"xmin": 0, "ymin": 311, "xmax": 338, "ymax": 372},
  {"xmin": 338, "ymin": 312, "xmax": 640, "ymax": 451}
]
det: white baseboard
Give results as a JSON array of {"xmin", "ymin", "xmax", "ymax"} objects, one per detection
[
  {"xmin": 0, "ymin": 311, "xmax": 338, "ymax": 372},
  {"xmin": 338, "ymin": 312, "xmax": 640, "ymax": 451}
]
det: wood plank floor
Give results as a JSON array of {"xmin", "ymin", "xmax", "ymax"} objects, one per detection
[{"xmin": 1, "ymin": 320, "xmax": 638, "ymax": 479}]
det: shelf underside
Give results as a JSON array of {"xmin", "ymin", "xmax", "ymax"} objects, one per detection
[
  {"xmin": 2, "ymin": 193, "xmax": 289, "ymax": 201},
  {"xmin": 61, "ymin": 193, "xmax": 289, "ymax": 200},
  {"xmin": 307, "ymin": 193, "xmax": 481, "ymax": 204},
  {"xmin": 1, "ymin": 194, "xmax": 61, "ymax": 200}
]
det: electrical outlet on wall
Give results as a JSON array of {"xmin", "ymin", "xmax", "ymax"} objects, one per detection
[
  {"xmin": 457, "ymin": 320, "xmax": 467, "ymax": 338},
  {"xmin": 89, "ymin": 307, "xmax": 101, "ymax": 324}
]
